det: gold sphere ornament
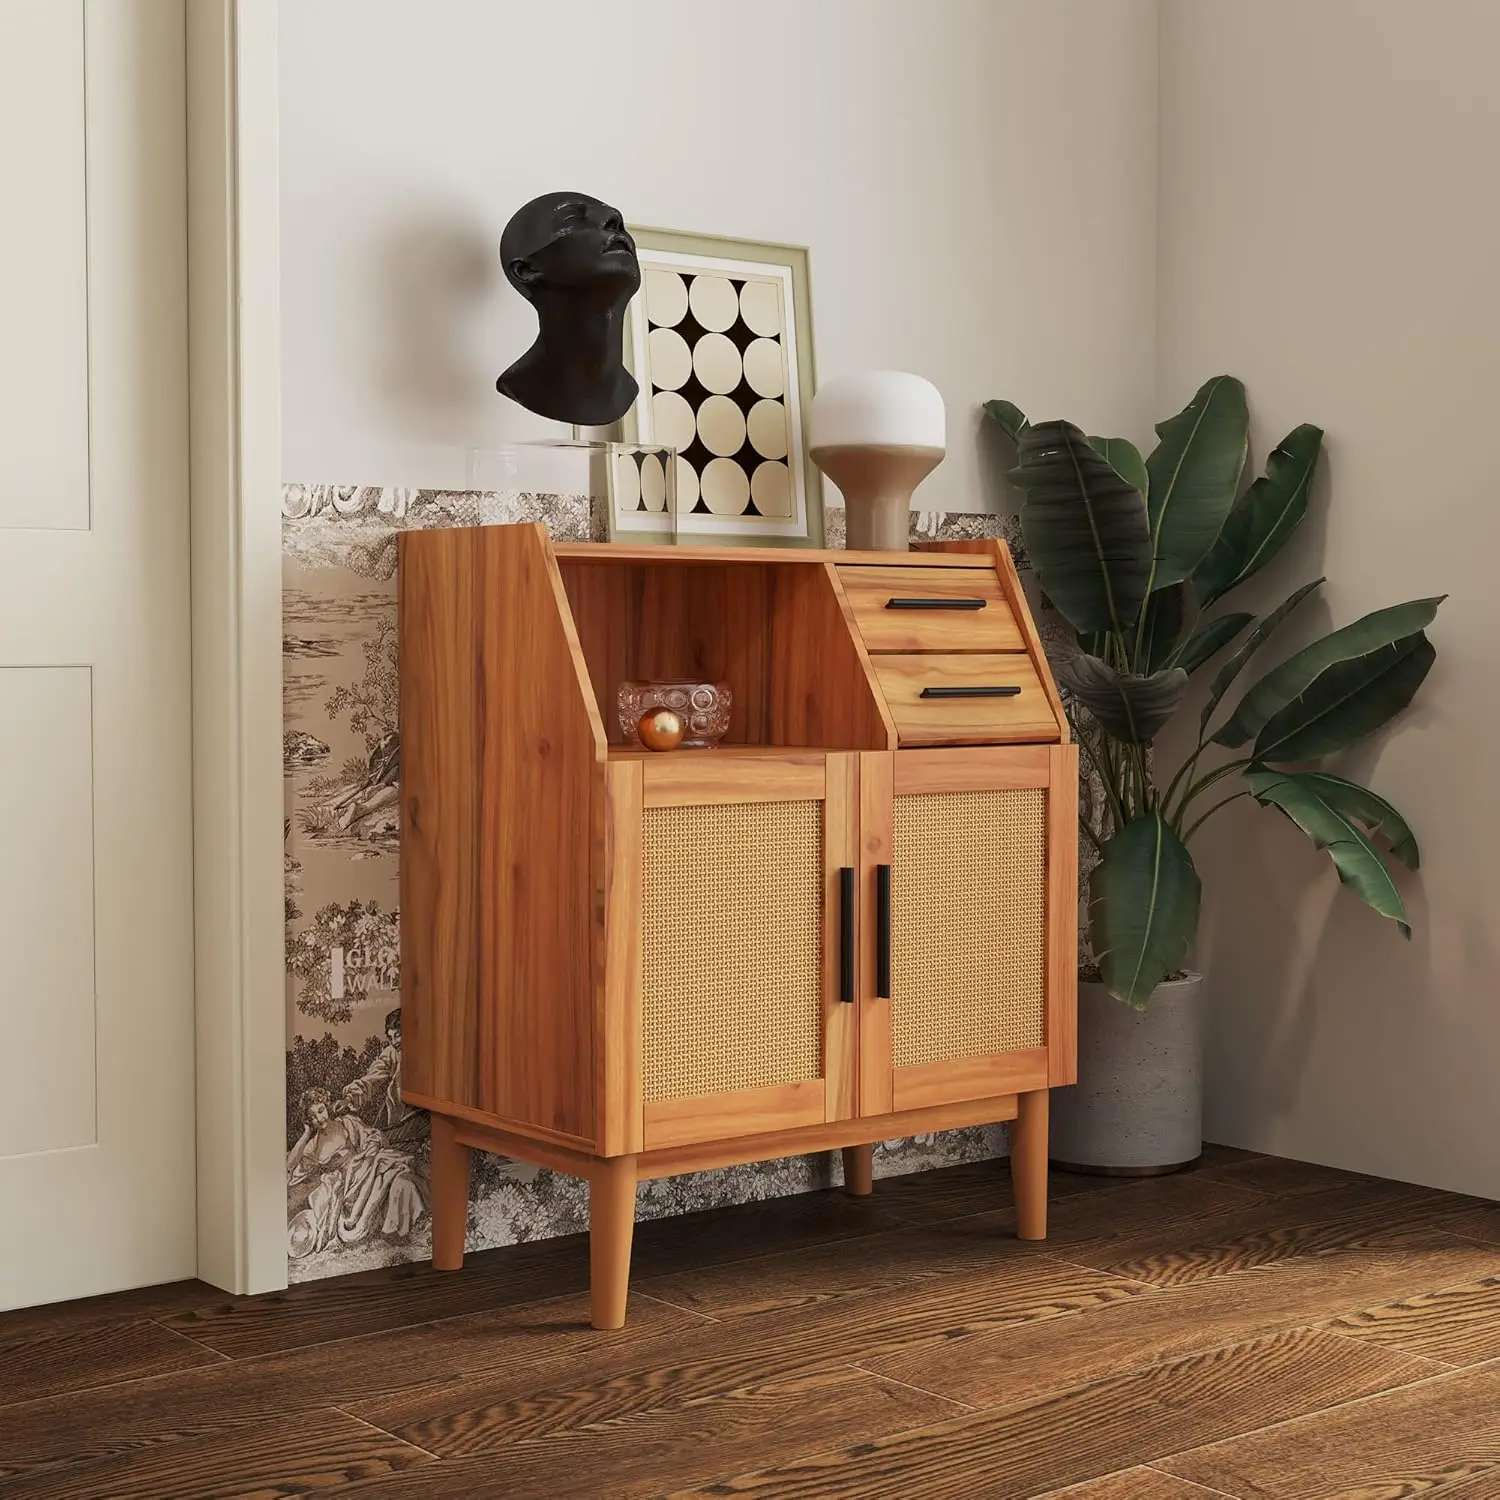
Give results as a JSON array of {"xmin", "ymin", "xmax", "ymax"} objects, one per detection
[{"xmin": 637, "ymin": 706, "xmax": 684, "ymax": 752}]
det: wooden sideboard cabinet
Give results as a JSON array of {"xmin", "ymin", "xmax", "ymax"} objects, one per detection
[{"xmin": 398, "ymin": 523, "xmax": 1077, "ymax": 1328}]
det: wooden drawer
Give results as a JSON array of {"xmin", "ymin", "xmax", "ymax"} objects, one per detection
[
  {"xmin": 870, "ymin": 653, "xmax": 1061, "ymax": 746},
  {"xmin": 837, "ymin": 565, "xmax": 1023, "ymax": 653}
]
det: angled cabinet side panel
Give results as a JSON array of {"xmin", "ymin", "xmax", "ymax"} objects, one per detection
[
  {"xmin": 474, "ymin": 525, "xmax": 600, "ymax": 1142},
  {"xmin": 398, "ymin": 529, "xmax": 482, "ymax": 1111}
]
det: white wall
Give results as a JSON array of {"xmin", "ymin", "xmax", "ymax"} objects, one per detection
[
  {"xmin": 1159, "ymin": 0, "xmax": 1500, "ymax": 1196},
  {"xmin": 279, "ymin": 0, "xmax": 1160, "ymax": 503}
]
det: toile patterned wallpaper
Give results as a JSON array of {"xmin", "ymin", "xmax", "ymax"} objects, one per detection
[{"xmin": 282, "ymin": 486, "xmax": 1039, "ymax": 1284}]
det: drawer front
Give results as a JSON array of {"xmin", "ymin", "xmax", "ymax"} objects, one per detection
[
  {"xmin": 871, "ymin": 653, "xmax": 1061, "ymax": 745},
  {"xmin": 838, "ymin": 565, "xmax": 1023, "ymax": 653}
]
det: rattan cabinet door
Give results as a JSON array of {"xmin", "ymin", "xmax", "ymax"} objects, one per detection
[
  {"xmin": 622, "ymin": 754, "xmax": 859, "ymax": 1152},
  {"xmin": 857, "ymin": 747, "xmax": 1077, "ymax": 1115}
]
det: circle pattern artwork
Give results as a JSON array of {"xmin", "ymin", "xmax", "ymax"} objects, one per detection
[
  {"xmin": 747, "ymin": 398, "xmax": 788, "ymax": 460},
  {"xmin": 647, "ymin": 327, "xmax": 692, "ymax": 391},
  {"xmin": 743, "ymin": 338, "xmax": 785, "ymax": 399},
  {"xmin": 631, "ymin": 264, "xmax": 799, "ymax": 525},
  {"xmin": 739, "ymin": 280, "xmax": 781, "ymax": 337},
  {"xmin": 687, "ymin": 274, "xmax": 739, "ymax": 332},
  {"xmin": 644, "ymin": 269, "xmax": 688, "ymax": 328},
  {"xmin": 651, "ymin": 389, "xmax": 697, "ymax": 452},
  {"xmin": 751, "ymin": 460, "xmax": 792, "ymax": 518},
  {"xmin": 639, "ymin": 452, "xmax": 667, "ymax": 512},
  {"xmin": 698, "ymin": 394, "xmax": 747, "ymax": 458},
  {"xmin": 701, "ymin": 457, "xmax": 751, "ymax": 515},
  {"xmin": 691, "ymin": 331, "xmax": 742, "ymax": 394}
]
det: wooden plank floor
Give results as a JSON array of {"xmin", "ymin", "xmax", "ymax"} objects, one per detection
[{"xmin": 3, "ymin": 1146, "xmax": 1500, "ymax": 1498}]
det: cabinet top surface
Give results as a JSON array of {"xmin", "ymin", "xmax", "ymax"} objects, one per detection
[{"xmin": 551, "ymin": 541, "xmax": 1000, "ymax": 568}]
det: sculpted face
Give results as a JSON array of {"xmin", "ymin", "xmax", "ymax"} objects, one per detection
[{"xmin": 501, "ymin": 193, "xmax": 640, "ymax": 300}]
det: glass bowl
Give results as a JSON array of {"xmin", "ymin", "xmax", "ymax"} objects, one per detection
[{"xmin": 617, "ymin": 681, "xmax": 732, "ymax": 749}]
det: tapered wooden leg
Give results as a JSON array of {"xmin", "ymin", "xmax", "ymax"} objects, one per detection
[
  {"xmin": 429, "ymin": 1113, "xmax": 471, "ymax": 1271},
  {"xmin": 1012, "ymin": 1089, "xmax": 1049, "ymax": 1241},
  {"xmin": 590, "ymin": 1154, "xmax": 638, "ymax": 1330},
  {"xmin": 842, "ymin": 1143, "xmax": 874, "ymax": 1197}
]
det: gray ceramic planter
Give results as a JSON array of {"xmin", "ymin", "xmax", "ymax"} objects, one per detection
[{"xmin": 1049, "ymin": 973, "xmax": 1203, "ymax": 1175}]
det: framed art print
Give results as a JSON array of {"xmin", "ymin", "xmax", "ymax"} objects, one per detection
[{"xmin": 617, "ymin": 229, "xmax": 822, "ymax": 546}]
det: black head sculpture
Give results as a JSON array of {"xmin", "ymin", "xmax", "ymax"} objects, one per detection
[{"xmin": 496, "ymin": 191, "xmax": 641, "ymax": 426}]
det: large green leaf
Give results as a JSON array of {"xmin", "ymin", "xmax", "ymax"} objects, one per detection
[
  {"xmin": 1200, "ymin": 580, "xmax": 1323, "ymax": 735},
  {"xmin": 1144, "ymin": 375, "xmax": 1250, "ymax": 587},
  {"xmin": 1195, "ymin": 423, "xmax": 1323, "ymax": 608},
  {"xmin": 1090, "ymin": 814, "xmax": 1202, "ymax": 1007},
  {"xmin": 982, "ymin": 399, "xmax": 1030, "ymax": 442},
  {"xmin": 1173, "ymin": 611, "xmax": 1254, "ymax": 675},
  {"xmin": 1056, "ymin": 655, "xmax": 1189, "ymax": 744},
  {"xmin": 1215, "ymin": 596, "xmax": 1445, "ymax": 748},
  {"xmin": 1138, "ymin": 581, "xmax": 1192, "ymax": 673},
  {"xmin": 1247, "ymin": 769, "xmax": 1419, "ymax": 869},
  {"xmin": 1253, "ymin": 632, "xmax": 1436, "ymax": 763},
  {"xmin": 1087, "ymin": 435, "xmax": 1149, "ymax": 500},
  {"xmin": 1245, "ymin": 769, "xmax": 1412, "ymax": 935},
  {"xmin": 1011, "ymin": 420, "xmax": 1154, "ymax": 636}
]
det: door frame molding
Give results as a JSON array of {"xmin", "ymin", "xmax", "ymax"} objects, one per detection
[{"xmin": 186, "ymin": 0, "xmax": 286, "ymax": 1295}]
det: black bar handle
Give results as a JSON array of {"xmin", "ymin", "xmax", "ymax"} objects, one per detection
[
  {"xmin": 839, "ymin": 866, "xmax": 855, "ymax": 1004},
  {"xmin": 885, "ymin": 597, "xmax": 987, "ymax": 611},
  {"xmin": 919, "ymin": 685, "xmax": 1022, "ymax": 699},
  {"xmin": 876, "ymin": 864, "xmax": 892, "ymax": 1000}
]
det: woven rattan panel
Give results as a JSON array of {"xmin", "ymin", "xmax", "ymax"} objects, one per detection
[
  {"xmin": 891, "ymin": 788, "xmax": 1047, "ymax": 1068},
  {"xmin": 641, "ymin": 799, "xmax": 823, "ymax": 1103}
]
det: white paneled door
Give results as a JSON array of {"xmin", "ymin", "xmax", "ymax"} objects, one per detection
[{"xmin": 0, "ymin": 1, "xmax": 195, "ymax": 1308}]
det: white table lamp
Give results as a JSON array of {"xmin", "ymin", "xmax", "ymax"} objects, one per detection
[{"xmin": 810, "ymin": 371, "xmax": 946, "ymax": 551}]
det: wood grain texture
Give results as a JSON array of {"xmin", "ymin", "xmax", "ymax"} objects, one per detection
[
  {"xmin": 599, "ymin": 759, "xmax": 644, "ymax": 1156},
  {"xmin": 0, "ymin": 1408, "xmax": 431, "ymax": 1500},
  {"xmin": 892, "ymin": 1048, "xmax": 1050, "ymax": 1112},
  {"xmin": 1012, "ymin": 1089, "xmax": 1050, "ymax": 1240},
  {"xmin": 401, "ymin": 1094, "xmax": 596, "ymax": 1157},
  {"xmin": 871, "ymin": 1221, "xmax": 1498, "ymax": 1409},
  {"xmin": 1034, "ymin": 1470, "xmax": 1227, "ymax": 1500},
  {"xmin": 1329, "ymin": 1271, "xmax": 1500, "ymax": 1365},
  {"xmin": 0, "ymin": 1318, "xmax": 222, "ymax": 1406},
  {"xmin": 842, "ymin": 1143, "xmax": 874, "ymax": 1197},
  {"xmin": 331, "ymin": 1368, "xmax": 956, "ymax": 1500},
  {"xmin": 399, "ymin": 524, "xmax": 600, "ymax": 1139},
  {"xmin": 476, "ymin": 526, "xmax": 598, "ymax": 1137},
  {"xmin": 892, "ymin": 745, "xmax": 1051, "ymax": 794},
  {"xmin": 922, "ymin": 537, "xmax": 1071, "ymax": 744},
  {"xmin": 590, "ymin": 1154, "xmax": 638, "ymax": 1330},
  {"xmin": 837, "ymin": 564, "xmax": 1022, "ymax": 654},
  {"xmin": 345, "ymin": 1256, "xmax": 1146, "ymax": 1459},
  {"xmin": 1030, "ymin": 1167, "xmax": 1447, "ymax": 1286},
  {"xmin": 428, "ymin": 1113, "xmax": 471, "ymax": 1271},
  {"xmin": 554, "ymin": 542, "xmax": 992, "ymax": 568},
  {"xmin": 640, "ymin": 753, "xmax": 826, "ymax": 805},
  {"xmin": 1047, "ymin": 743, "xmax": 1080, "ymax": 1085},
  {"xmin": 857, "ymin": 750, "xmax": 895, "ymax": 1116},
  {"xmin": 871, "ymin": 652, "xmax": 1062, "ymax": 746},
  {"xmin": 637, "ymin": 1094, "xmax": 1019, "ymax": 1179},
  {"xmin": 823, "ymin": 754, "xmax": 859, "ymax": 1123},
  {"xmin": 664, "ymin": 1329, "xmax": 1433, "ymax": 1499},
  {"xmin": 643, "ymin": 1080, "xmax": 828, "ymax": 1150},
  {"xmin": 1160, "ymin": 1364, "xmax": 1500, "ymax": 1499},
  {"xmin": 637, "ymin": 1217, "xmax": 1045, "ymax": 1324},
  {"xmin": 12, "ymin": 1154, "xmax": 1494, "ymax": 1500},
  {"xmin": 398, "ymin": 527, "xmax": 480, "ymax": 1108},
  {"xmin": 769, "ymin": 562, "xmax": 894, "ymax": 748}
]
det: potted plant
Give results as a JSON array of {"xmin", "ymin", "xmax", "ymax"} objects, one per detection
[{"xmin": 985, "ymin": 377, "xmax": 1442, "ymax": 1173}]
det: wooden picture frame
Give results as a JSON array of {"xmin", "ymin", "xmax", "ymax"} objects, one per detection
[{"xmin": 618, "ymin": 228, "xmax": 822, "ymax": 548}]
